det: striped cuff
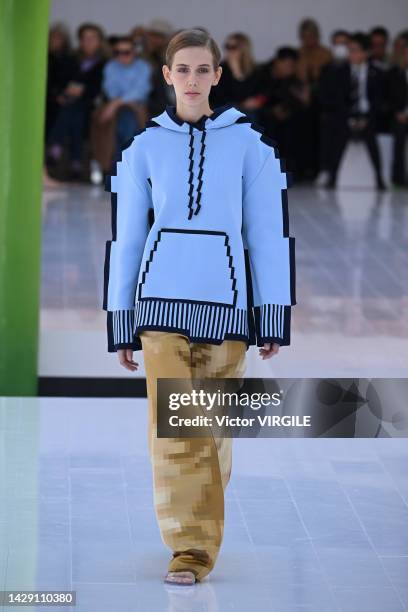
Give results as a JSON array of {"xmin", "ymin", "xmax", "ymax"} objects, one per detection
[
  {"xmin": 107, "ymin": 309, "xmax": 141, "ymax": 352},
  {"xmin": 253, "ymin": 304, "xmax": 291, "ymax": 346}
]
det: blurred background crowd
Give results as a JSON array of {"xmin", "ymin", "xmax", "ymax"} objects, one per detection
[{"xmin": 44, "ymin": 17, "xmax": 408, "ymax": 190}]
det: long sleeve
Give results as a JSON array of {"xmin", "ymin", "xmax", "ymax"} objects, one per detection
[
  {"xmin": 242, "ymin": 132, "xmax": 296, "ymax": 346},
  {"xmin": 103, "ymin": 138, "xmax": 152, "ymax": 352}
]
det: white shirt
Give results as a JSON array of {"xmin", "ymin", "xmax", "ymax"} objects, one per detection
[{"xmin": 351, "ymin": 63, "xmax": 370, "ymax": 114}]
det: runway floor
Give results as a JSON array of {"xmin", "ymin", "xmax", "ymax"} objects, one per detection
[
  {"xmin": 1, "ymin": 180, "xmax": 407, "ymax": 610},
  {"xmin": 39, "ymin": 182, "xmax": 408, "ymax": 378},
  {"xmin": 1, "ymin": 397, "xmax": 408, "ymax": 611}
]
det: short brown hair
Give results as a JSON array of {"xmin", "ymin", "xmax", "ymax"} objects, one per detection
[{"xmin": 165, "ymin": 28, "xmax": 221, "ymax": 71}]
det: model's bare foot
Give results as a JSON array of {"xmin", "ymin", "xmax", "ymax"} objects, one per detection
[{"xmin": 164, "ymin": 570, "xmax": 196, "ymax": 585}]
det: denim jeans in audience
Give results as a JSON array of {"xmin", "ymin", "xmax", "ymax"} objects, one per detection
[
  {"xmin": 114, "ymin": 106, "xmax": 140, "ymax": 161},
  {"xmin": 47, "ymin": 98, "xmax": 88, "ymax": 163}
]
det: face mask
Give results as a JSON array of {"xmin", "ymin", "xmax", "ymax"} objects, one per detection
[{"xmin": 332, "ymin": 43, "xmax": 349, "ymax": 60}]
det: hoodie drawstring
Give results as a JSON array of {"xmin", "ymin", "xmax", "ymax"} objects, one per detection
[{"xmin": 187, "ymin": 124, "xmax": 207, "ymax": 220}]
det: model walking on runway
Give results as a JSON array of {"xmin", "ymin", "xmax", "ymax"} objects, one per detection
[{"xmin": 103, "ymin": 28, "xmax": 296, "ymax": 585}]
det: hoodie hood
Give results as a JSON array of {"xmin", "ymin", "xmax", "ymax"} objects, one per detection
[
  {"xmin": 150, "ymin": 104, "xmax": 246, "ymax": 220},
  {"xmin": 151, "ymin": 103, "xmax": 246, "ymax": 132}
]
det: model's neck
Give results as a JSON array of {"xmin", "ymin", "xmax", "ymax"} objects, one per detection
[{"xmin": 175, "ymin": 101, "xmax": 214, "ymax": 123}]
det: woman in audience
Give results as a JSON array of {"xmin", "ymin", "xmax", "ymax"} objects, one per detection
[
  {"xmin": 209, "ymin": 32, "xmax": 266, "ymax": 121},
  {"xmin": 46, "ymin": 23, "xmax": 107, "ymax": 181}
]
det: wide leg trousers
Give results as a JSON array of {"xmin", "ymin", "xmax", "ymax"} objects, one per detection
[{"xmin": 140, "ymin": 330, "xmax": 247, "ymax": 580}]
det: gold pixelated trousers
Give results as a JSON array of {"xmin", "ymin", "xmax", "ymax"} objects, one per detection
[{"xmin": 140, "ymin": 330, "xmax": 247, "ymax": 581}]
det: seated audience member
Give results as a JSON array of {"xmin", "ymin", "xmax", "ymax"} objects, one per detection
[
  {"xmin": 295, "ymin": 18, "xmax": 332, "ymax": 180},
  {"xmin": 209, "ymin": 32, "xmax": 267, "ymax": 121},
  {"xmin": 258, "ymin": 47, "xmax": 310, "ymax": 180},
  {"xmin": 46, "ymin": 23, "xmax": 75, "ymax": 141},
  {"xmin": 90, "ymin": 35, "xmax": 152, "ymax": 181},
  {"xmin": 143, "ymin": 19, "xmax": 175, "ymax": 116},
  {"xmin": 319, "ymin": 32, "xmax": 386, "ymax": 190},
  {"xmin": 389, "ymin": 40, "xmax": 408, "ymax": 186},
  {"xmin": 296, "ymin": 18, "xmax": 332, "ymax": 86},
  {"xmin": 46, "ymin": 23, "xmax": 106, "ymax": 180}
]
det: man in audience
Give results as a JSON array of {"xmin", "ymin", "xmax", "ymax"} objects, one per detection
[
  {"xmin": 319, "ymin": 32, "xmax": 386, "ymax": 190},
  {"xmin": 316, "ymin": 29, "xmax": 350, "ymax": 186},
  {"xmin": 370, "ymin": 26, "xmax": 391, "ymax": 71},
  {"xmin": 89, "ymin": 35, "xmax": 152, "ymax": 183},
  {"xmin": 389, "ymin": 40, "xmax": 408, "ymax": 186},
  {"xmin": 259, "ymin": 47, "xmax": 310, "ymax": 181}
]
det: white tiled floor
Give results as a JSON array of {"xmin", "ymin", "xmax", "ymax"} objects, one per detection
[
  {"xmin": 0, "ymin": 397, "xmax": 407, "ymax": 611},
  {"xmin": 39, "ymin": 182, "xmax": 408, "ymax": 378},
  {"xmin": 2, "ymin": 179, "xmax": 407, "ymax": 611}
]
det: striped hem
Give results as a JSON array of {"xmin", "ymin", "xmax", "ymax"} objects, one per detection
[
  {"xmin": 109, "ymin": 301, "xmax": 291, "ymax": 351},
  {"xmin": 135, "ymin": 298, "xmax": 248, "ymax": 341},
  {"xmin": 254, "ymin": 304, "xmax": 291, "ymax": 346},
  {"xmin": 112, "ymin": 309, "xmax": 135, "ymax": 345}
]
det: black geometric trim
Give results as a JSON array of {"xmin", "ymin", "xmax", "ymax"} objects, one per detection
[
  {"xmin": 103, "ymin": 121, "xmax": 159, "ymax": 352},
  {"xmin": 107, "ymin": 310, "xmax": 115, "ymax": 351},
  {"xmin": 244, "ymin": 248, "xmax": 256, "ymax": 346},
  {"xmin": 234, "ymin": 115, "xmax": 294, "ymax": 188},
  {"xmin": 136, "ymin": 228, "xmax": 238, "ymax": 307},
  {"xmin": 281, "ymin": 188, "xmax": 289, "ymax": 237},
  {"xmin": 103, "ymin": 240, "xmax": 112, "ymax": 312},
  {"xmin": 289, "ymin": 236, "xmax": 297, "ymax": 305},
  {"xmin": 137, "ymin": 296, "xmax": 235, "ymax": 307},
  {"xmin": 193, "ymin": 127, "xmax": 207, "ymax": 216},
  {"xmin": 209, "ymin": 103, "xmax": 234, "ymax": 121},
  {"xmin": 187, "ymin": 124, "xmax": 196, "ymax": 220},
  {"xmin": 164, "ymin": 103, "xmax": 234, "ymax": 131}
]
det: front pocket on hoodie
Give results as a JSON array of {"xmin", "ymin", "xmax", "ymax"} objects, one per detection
[{"xmin": 137, "ymin": 228, "xmax": 238, "ymax": 306}]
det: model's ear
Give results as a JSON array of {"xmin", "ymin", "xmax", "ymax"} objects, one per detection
[
  {"xmin": 213, "ymin": 65, "xmax": 222, "ymax": 85},
  {"xmin": 162, "ymin": 64, "xmax": 171, "ymax": 85}
]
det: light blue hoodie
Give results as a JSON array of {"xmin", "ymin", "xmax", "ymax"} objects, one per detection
[{"xmin": 103, "ymin": 103, "xmax": 296, "ymax": 352}]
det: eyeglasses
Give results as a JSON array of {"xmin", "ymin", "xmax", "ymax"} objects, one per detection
[
  {"xmin": 114, "ymin": 49, "xmax": 133, "ymax": 57},
  {"xmin": 224, "ymin": 42, "xmax": 239, "ymax": 51}
]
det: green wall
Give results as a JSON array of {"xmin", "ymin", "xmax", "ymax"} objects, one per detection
[{"xmin": 0, "ymin": 0, "xmax": 50, "ymax": 395}]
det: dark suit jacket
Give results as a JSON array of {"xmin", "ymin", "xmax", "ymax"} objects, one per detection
[
  {"xmin": 388, "ymin": 65, "xmax": 408, "ymax": 113},
  {"xmin": 317, "ymin": 60, "xmax": 385, "ymax": 123}
]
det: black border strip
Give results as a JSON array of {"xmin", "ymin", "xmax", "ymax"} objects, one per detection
[{"xmin": 38, "ymin": 377, "xmax": 147, "ymax": 398}]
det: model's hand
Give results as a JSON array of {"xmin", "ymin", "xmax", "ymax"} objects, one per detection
[
  {"xmin": 117, "ymin": 349, "xmax": 139, "ymax": 371},
  {"xmin": 259, "ymin": 343, "xmax": 280, "ymax": 359}
]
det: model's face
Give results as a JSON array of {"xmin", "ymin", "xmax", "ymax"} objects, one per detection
[{"xmin": 163, "ymin": 46, "xmax": 222, "ymax": 106}]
